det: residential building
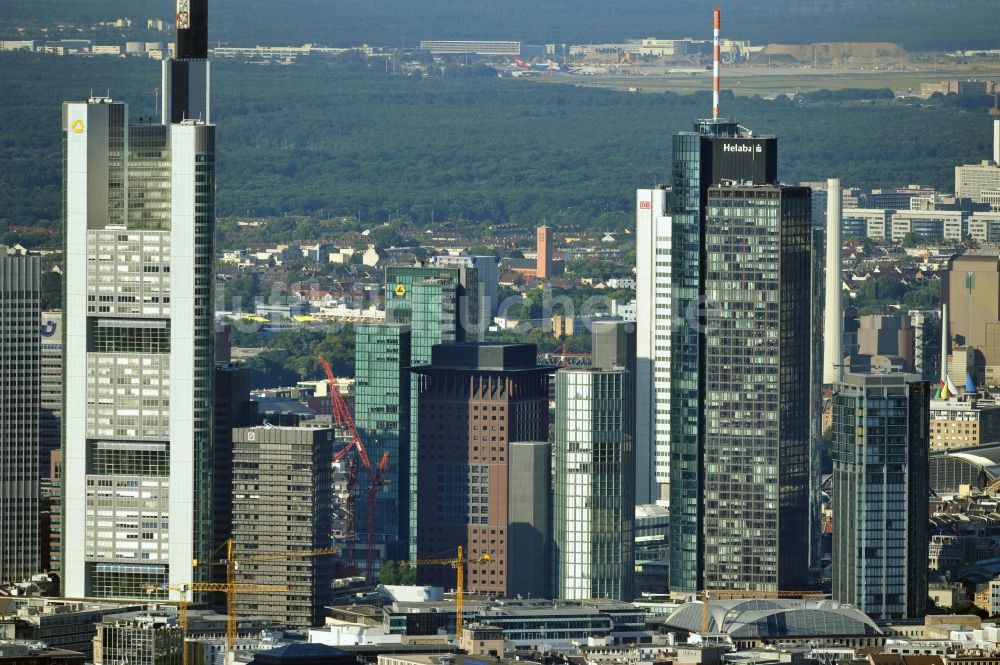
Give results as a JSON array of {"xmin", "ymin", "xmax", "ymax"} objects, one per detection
[
  {"xmin": 354, "ymin": 323, "xmax": 411, "ymax": 562},
  {"xmin": 702, "ymin": 183, "xmax": 812, "ymax": 593},
  {"xmin": 943, "ymin": 251, "xmax": 1000, "ymax": 385},
  {"xmin": 832, "ymin": 373, "xmax": 929, "ymax": 620},
  {"xmin": 62, "ymin": 0, "xmax": 215, "ymax": 600},
  {"xmin": 929, "ymin": 396, "xmax": 1000, "ymax": 450},
  {"xmin": 93, "ymin": 614, "xmax": 183, "ymax": 665},
  {"xmin": 553, "ymin": 368, "xmax": 635, "ymax": 600},
  {"xmin": 231, "ymin": 426, "xmax": 335, "ymax": 627},
  {"xmin": 0, "ymin": 247, "xmax": 41, "ymax": 582},
  {"xmin": 412, "ymin": 343, "xmax": 549, "ymax": 596}
]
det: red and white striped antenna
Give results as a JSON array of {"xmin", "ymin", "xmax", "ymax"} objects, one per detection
[{"xmin": 713, "ymin": 7, "xmax": 721, "ymax": 119}]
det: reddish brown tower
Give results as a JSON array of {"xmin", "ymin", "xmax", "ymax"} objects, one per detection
[
  {"xmin": 413, "ymin": 343, "xmax": 549, "ymax": 596},
  {"xmin": 535, "ymin": 226, "xmax": 552, "ymax": 280}
]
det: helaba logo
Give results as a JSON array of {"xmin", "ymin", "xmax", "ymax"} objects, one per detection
[{"xmin": 722, "ymin": 143, "xmax": 762, "ymax": 154}]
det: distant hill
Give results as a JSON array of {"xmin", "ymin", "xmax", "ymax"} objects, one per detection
[{"xmin": 3, "ymin": 0, "xmax": 1000, "ymax": 52}]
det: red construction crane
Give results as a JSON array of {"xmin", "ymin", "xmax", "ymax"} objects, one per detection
[
  {"xmin": 319, "ymin": 355, "xmax": 388, "ymax": 581},
  {"xmin": 366, "ymin": 451, "xmax": 391, "ymax": 581}
]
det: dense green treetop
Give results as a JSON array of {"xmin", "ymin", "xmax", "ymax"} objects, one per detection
[{"xmin": 1, "ymin": 54, "xmax": 995, "ymax": 248}]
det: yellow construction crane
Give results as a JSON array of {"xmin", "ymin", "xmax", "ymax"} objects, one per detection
[
  {"xmin": 149, "ymin": 538, "xmax": 342, "ymax": 656},
  {"xmin": 144, "ymin": 581, "xmax": 287, "ymax": 665},
  {"xmin": 219, "ymin": 538, "xmax": 341, "ymax": 651},
  {"xmin": 413, "ymin": 545, "xmax": 491, "ymax": 635}
]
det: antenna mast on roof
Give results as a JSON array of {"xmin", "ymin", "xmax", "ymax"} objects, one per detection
[{"xmin": 713, "ymin": 8, "xmax": 721, "ymax": 119}]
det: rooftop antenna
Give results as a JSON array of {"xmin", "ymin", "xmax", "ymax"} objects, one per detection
[{"xmin": 713, "ymin": 7, "xmax": 721, "ymax": 119}]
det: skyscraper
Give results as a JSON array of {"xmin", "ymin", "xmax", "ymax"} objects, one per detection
[
  {"xmin": 660, "ymin": 117, "xmax": 784, "ymax": 594},
  {"xmin": 832, "ymin": 374, "xmax": 929, "ymax": 619},
  {"xmin": 62, "ymin": 0, "xmax": 215, "ymax": 599},
  {"xmin": 354, "ymin": 323, "xmax": 411, "ymax": 562},
  {"xmin": 211, "ymin": 361, "xmax": 256, "ymax": 604},
  {"xmin": 231, "ymin": 426, "xmax": 334, "ymax": 626},
  {"xmin": 384, "ymin": 264, "xmax": 483, "ymax": 558},
  {"xmin": 412, "ymin": 343, "xmax": 549, "ymax": 595},
  {"xmin": 553, "ymin": 368, "xmax": 635, "ymax": 600},
  {"xmin": 635, "ymin": 186, "xmax": 672, "ymax": 506},
  {"xmin": 0, "ymin": 247, "xmax": 41, "ymax": 582},
  {"xmin": 635, "ymin": 55, "xmax": 817, "ymax": 592},
  {"xmin": 702, "ymin": 183, "xmax": 811, "ymax": 593}
]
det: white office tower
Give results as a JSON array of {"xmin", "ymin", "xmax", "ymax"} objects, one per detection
[
  {"xmin": 995, "ymin": 119, "xmax": 999, "ymax": 166},
  {"xmin": 823, "ymin": 178, "xmax": 843, "ymax": 384},
  {"xmin": 62, "ymin": 9, "xmax": 215, "ymax": 597},
  {"xmin": 635, "ymin": 187, "xmax": 672, "ymax": 505}
]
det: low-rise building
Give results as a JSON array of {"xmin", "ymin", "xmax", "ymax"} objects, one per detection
[
  {"xmin": 930, "ymin": 398, "xmax": 1000, "ymax": 450},
  {"xmin": 93, "ymin": 614, "xmax": 183, "ymax": 665}
]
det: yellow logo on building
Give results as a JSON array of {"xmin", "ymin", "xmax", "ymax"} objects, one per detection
[
  {"xmin": 71, "ymin": 118, "xmax": 85, "ymax": 134},
  {"xmin": 393, "ymin": 284, "xmax": 407, "ymax": 298}
]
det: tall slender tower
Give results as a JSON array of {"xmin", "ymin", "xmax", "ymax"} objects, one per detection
[
  {"xmin": 635, "ymin": 186, "xmax": 672, "ymax": 506},
  {"xmin": 62, "ymin": 0, "xmax": 215, "ymax": 599},
  {"xmin": 634, "ymin": 7, "xmax": 812, "ymax": 595},
  {"xmin": 0, "ymin": 247, "xmax": 41, "ymax": 582},
  {"xmin": 823, "ymin": 178, "xmax": 843, "ymax": 384}
]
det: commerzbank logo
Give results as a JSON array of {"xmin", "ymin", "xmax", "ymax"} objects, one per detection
[
  {"xmin": 722, "ymin": 143, "xmax": 762, "ymax": 154},
  {"xmin": 71, "ymin": 118, "xmax": 85, "ymax": 134},
  {"xmin": 393, "ymin": 283, "xmax": 407, "ymax": 298}
]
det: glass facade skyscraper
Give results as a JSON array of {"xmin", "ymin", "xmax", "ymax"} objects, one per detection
[
  {"xmin": 0, "ymin": 247, "xmax": 41, "ymax": 582},
  {"xmin": 642, "ymin": 117, "xmax": 815, "ymax": 595},
  {"xmin": 553, "ymin": 368, "xmax": 635, "ymax": 600},
  {"xmin": 702, "ymin": 183, "xmax": 811, "ymax": 592},
  {"xmin": 832, "ymin": 373, "xmax": 929, "ymax": 619},
  {"xmin": 384, "ymin": 264, "xmax": 482, "ymax": 559},
  {"xmin": 660, "ymin": 119, "xmax": 782, "ymax": 595},
  {"xmin": 354, "ymin": 323, "xmax": 411, "ymax": 561}
]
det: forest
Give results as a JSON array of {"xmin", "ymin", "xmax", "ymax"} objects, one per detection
[
  {"xmin": 1, "ymin": 53, "xmax": 997, "ymax": 248},
  {"xmin": 4, "ymin": 0, "xmax": 1000, "ymax": 51}
]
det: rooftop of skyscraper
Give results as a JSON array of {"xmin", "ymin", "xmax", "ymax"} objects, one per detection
[{"xmin": 415, "ymin": 342, "xmax": 543, "ymax": 372}]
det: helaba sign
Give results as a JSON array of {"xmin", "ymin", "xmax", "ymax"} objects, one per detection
[
  {"xmin": 710, "ymin": 136, "xmax": 777, "ymax": 184},
  {"xmin": 722, "ymin": 143, "xmax": 762, "ymax": 154}
]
